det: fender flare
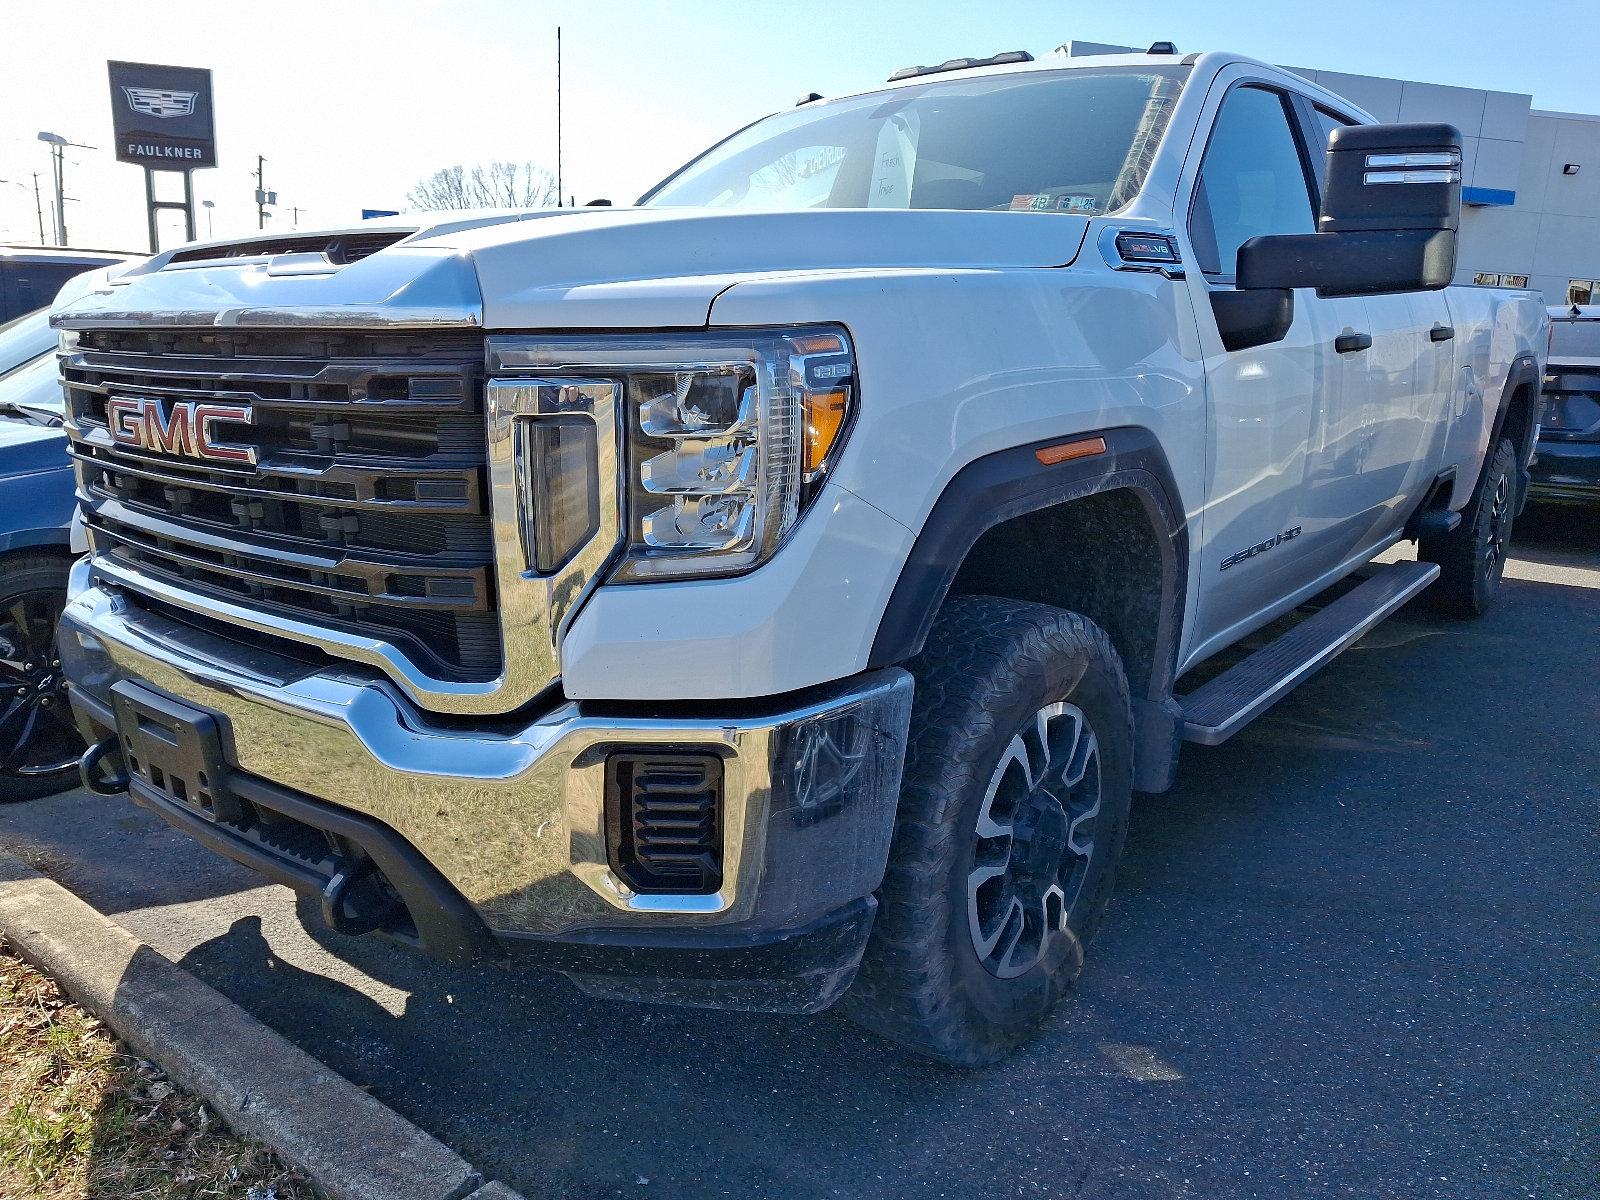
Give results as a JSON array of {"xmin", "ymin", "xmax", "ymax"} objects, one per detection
[
  {"xmin": 866, "ymin": 426, "xmax": 1189, "ymax": 706},
  {"xmin": 1470, "ymin": 353, "xmax": 1541, "ymax": 512}
]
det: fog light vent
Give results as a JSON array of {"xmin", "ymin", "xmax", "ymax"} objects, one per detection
[{"xmin": 605, "ymin": 752, "xmax": 723, "ymax": 894}]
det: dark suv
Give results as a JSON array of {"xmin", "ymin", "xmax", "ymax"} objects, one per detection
[
  {"xmin": 1531, "ymin": 308, "xmax": 1600, "ymax": 502},
  {"xmin": 0, "ymin": 246, "xmax": 134, "ymax": 322}
]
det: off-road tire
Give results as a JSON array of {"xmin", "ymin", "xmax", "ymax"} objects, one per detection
[
  {"xmin": 1420, "ymin": 438, "xmax": 1518, "ymax": 619},
  {"xmin": 841, "ymin": 596, "xmax": 1133, "ymax": 1066},
  {"xmin": 0, "ymin": 552, "xmax": 82, "ymax": 803}
]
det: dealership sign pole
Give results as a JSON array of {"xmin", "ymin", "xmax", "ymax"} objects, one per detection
[{"xmin": 107, "ymin": 60, "xmax": 217, "ymax": 252}]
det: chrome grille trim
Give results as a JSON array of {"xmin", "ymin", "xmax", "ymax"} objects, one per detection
[
  {"xmin": 81, "ymin": 494, "xmax": 491, "ymax": 610},
  {"xmin": 69, "ymin": 440, "xmax": 481, "ymax": 515},
  {"xmin": 52, "ymin": 306, "xmax": 483, "ymax": 330},
  {"xmin": 63, "ymin": 326, "xmax": 508, "ymax": 694},
  {"xmin": 484, "ymin": 369, "xmax": 626, "ymax": 707},
  {"xmin": 59, "ymin": 320, "xmax": 633, "ymax": 716}
]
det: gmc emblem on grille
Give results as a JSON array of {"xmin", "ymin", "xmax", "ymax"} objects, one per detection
[{"xmin": 106, "ymin": 396, "xmax": 258, "ymax": 466}]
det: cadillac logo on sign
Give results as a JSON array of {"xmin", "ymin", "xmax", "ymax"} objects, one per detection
[
  {"xmin": 107, "ymin": 61, "xmax": 217, "ymax": 170},
  {"xmin": 121, "ymin": 86, "xmax": 199, "ymax": 119},
  {"xmin": 107, "ymin": 396, "xmax": 257, "ymax": 467}
]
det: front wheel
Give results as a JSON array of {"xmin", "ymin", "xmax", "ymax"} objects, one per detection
[
  {"xmin": 841, "ymin": 597, "xmax": 1133, "ymax": 1066},
  {"xmin": 1420, "ymin": 438, "xmax": 1518, "ymax": 619},
  {"xmin": 0, "ymin": 553, "xmax": 84, "ymax": 803}
]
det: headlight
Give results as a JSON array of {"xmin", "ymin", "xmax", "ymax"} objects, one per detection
[{"xmin": 503, "ymin": 327, "xmax": 854, "ymax": 581}]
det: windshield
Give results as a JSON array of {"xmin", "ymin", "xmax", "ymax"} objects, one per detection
[
  {"xmin": 0, "ymin": 352, "xmax": 63, "ymax": 416},
  {"xmin": 643, "ymin": 66, "xmax": 1187, "ymax": 217},
  {"xmin": 0, "ymin": 311, "xmax": 56, "ymax": 378}
]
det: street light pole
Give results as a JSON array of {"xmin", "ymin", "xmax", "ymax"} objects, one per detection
[
  {"xmin": 556, "ymin": 26, "xmax": 562, "ymax": 207},
  {"xmin": 37, "ymin": 131, "xmax": 95, "ymax": 247},
  {"xmin": 255, "ymin": 155, "xmax": 268, "ymax": 229},
  {"xmin": 41, "ymin": 136, "xmax": 64, "ymax": 245},
  {"xmin": 202, "ymin": 199, "xmax": 215, "ymax": 238}
]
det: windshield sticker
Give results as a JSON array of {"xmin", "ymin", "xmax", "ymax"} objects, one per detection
[
  {"xmin": 1011, "ymin": 192, "xmax": 1098, "ymax": 214},
  {"xmin": 1010, "ymin": 193, "xmax": 1054, "ymax": 212},
  {"xmin": 867, "ymin": 112, "xmax": 919, "ymax": 209}
]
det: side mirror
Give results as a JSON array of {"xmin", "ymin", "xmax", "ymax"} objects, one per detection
[{"xmin": 1238, "ymin": 122, "xmax": 1461, "ymax": 297}]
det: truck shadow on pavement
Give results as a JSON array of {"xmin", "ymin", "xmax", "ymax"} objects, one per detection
[
  {"xmin": 1512, "ymin": 501, "xmax": 1597, "ymax": 571},
  {"xmin": 145, "ymin": 512, "xmax": 1600, "ymax": 1200},
  {"xmin": 167, "ymin": 556, "xmax": 1598, "ymax": 1200}
]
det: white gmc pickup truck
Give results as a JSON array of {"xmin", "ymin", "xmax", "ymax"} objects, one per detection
[{"xmin": 54, "ymin": 48, "xmax": 1545, "ymax": 1064}]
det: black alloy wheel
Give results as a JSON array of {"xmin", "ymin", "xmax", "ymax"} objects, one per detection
[{"xmin": 0, "ymin": 555, "xmax": 83, "ymax": 802}]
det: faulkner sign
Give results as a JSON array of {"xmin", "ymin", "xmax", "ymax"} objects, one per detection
[{"xmin": 108, "ymin": 60, "xmax": 217, "ymax": 169}]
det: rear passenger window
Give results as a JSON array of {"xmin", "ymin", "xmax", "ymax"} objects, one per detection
[{"xmin": 1189, "ymin": 86, "xmax": 1317, "ymax": 277}]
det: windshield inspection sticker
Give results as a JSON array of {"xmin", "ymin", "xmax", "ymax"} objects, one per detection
[
  {"xmin": 1057, "ymin": 194, "xmax": 1099, "ymax": 214},
  {"xmin": 1010, "ymin": 193, "xmax": 1055, "ymax": 211}
]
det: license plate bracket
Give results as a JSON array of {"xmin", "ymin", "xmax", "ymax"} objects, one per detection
[{"xmin": 110, "ymin": 681, "xmax": 242, "ymax": 823}]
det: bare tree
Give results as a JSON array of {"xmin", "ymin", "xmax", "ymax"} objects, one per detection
[{"xmin": 406, "ymin": 162, "xmax": 560, "ymax": 211}]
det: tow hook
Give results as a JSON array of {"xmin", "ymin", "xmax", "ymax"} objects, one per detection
[
  {"xmin": 79, "ymin": 737, "xmax": 132, "ymax": 796},
  {"xmin": 321, "ymin": 855, "xmax": 406, "ymax": 937}
]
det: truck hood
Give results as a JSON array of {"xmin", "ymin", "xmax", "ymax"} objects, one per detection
[
  {"xmin": 51, "ymin": 207, "xmax": 1091, "ymax": 333},
  {"xmin": 421, "ymin": 207, "xmax": 1092, "ymax": 328}
]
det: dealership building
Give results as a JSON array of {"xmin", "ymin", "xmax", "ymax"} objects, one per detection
[{"xmin": 1067, "ymin": 42, "xmax": 1600, "ymax": 307}]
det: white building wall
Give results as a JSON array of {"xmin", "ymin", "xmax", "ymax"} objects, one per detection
[{"xmin": 1522, "ymin": 111, "xmax": 1600, "ymax": 304}]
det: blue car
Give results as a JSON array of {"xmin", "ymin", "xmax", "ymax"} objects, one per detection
[{"xmin": 0, "ymin": 309, "xmax": 82, "ymax": 801}]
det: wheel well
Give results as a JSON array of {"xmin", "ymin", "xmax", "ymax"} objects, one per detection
[
  {"xmin": 1500, "ymin": 382, "xmax": 1536, "ymax": 461},
  {"xmin": 945, "ymin": 489, "xmax": 1169, "ymax": 701},
  {"xmin": 0, "ymin": 543, "xmax": 73, "ymax": 567}
]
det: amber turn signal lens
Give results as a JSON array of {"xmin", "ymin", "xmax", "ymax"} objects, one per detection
[
  {"xmin": 789, "ymin": 331, "xmax": 846, "ymax": 355},
  {"xmin": 1034, "ymin": 436, "xmax": 1107, "ymax": 466},
  {"xmin": 804, "ymin": 389, "xmax": 849, "ymax": 477}
]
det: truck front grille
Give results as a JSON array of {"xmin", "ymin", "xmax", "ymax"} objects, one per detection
[{"xmin": 64, "ymin": 327, "xmax": 500, "ymax": 682}]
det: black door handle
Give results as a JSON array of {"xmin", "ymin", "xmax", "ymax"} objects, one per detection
[
  {"xmin": 1335, "ymin": 332, "xmax": 1372, "ymax": 354},
  {"xmin": 1429, "ymin": 324, "xmax": 1455, "ymax": 342}
]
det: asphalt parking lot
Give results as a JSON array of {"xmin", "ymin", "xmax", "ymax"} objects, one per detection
[{"xmin": 2, "ymin": 504, "xmax": 1595, "ymax": 1200}]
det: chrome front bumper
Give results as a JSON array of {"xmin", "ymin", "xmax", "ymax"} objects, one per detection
[{"xmin": 59, "ymin": 565, "xmax": 914, "ymax": 940}]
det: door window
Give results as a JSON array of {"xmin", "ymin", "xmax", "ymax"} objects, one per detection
[
  {"xmin": 1189, "ymin": 86, "xmax": 1317, "ymax": 277},
  {"xmin": 1312, "ymin": 106, "xmax": 1357, "ymax": 156}
]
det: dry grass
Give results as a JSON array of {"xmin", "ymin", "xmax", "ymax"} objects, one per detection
[{"xmin": 0, "ymin": 938, "xmax": 323, "ymax": 1200}]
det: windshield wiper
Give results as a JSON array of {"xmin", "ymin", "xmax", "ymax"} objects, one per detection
[{"xmin": 0, "ymin": 401, "xmax": 62, "ymax": 428}]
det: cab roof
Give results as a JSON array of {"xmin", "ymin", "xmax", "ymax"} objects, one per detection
[{"xmin": 811, "ymin": 48, "xmax": 1373, "ymax": 127}]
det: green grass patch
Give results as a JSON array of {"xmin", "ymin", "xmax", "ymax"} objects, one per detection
[{"xmin": 0, "ymin": 938, "xmax": 323, "ymax": 1199}]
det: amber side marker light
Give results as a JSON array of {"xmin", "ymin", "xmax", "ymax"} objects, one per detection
[
  {"xmin": 804, "ymin": 390, "xmax": 849, "ymax": 475},
  {"xmin": 1035, "ymin": 436, "xmax": 1108, "ymax": 466}
]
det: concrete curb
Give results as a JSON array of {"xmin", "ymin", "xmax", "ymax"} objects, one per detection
[{"xmin": 0, "ymin": 852, "xmax": 528, "ymax": 1200}]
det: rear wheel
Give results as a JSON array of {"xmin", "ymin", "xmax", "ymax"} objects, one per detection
[
  {"xmin": 0, "ymin": 554, "xmax": 82, "ymax": 803},
  {"xmin": 841, "ymin": 597, "xmax": 1133, "ymax": 1066},
  {"xmin": 1420, "ymin": 438, "xmax": 1518, "ymax": 618}
]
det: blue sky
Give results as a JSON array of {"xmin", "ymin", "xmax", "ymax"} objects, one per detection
[{"xmin": 2, "ymin": 0, "xmax": 1596, "ymax": 250}]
